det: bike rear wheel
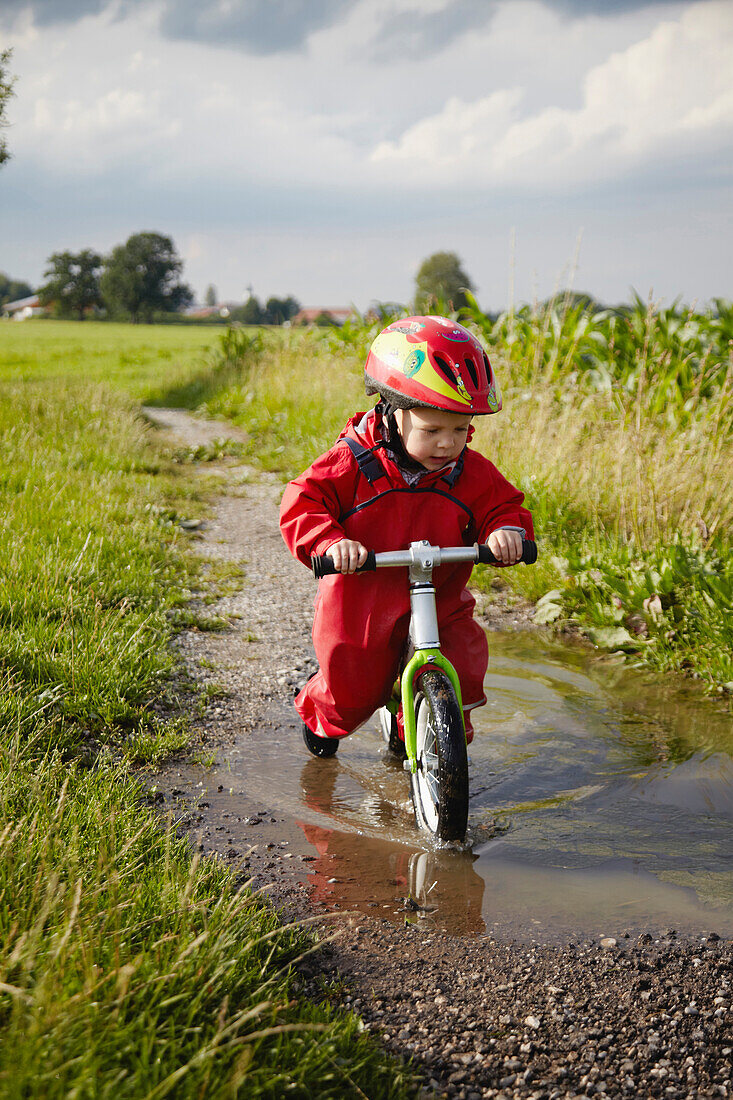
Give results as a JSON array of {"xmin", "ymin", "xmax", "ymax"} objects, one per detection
[
  {"xmin": 410, "ymin": 669, "xmax": 468, "ymax": 843},
  {"xmin": 379, "ymin": 706, "xmax": 406, "ymax": 758}
]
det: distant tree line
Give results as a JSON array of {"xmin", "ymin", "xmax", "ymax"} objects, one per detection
[
  {"xmin": 0, "ymin": 273, "xmax": 33, "ymax": 306},
  {"xmin": 3, "ymin": 233, "xmax": 609, "ymax": 327},
  {"xmin": 5, "ymin": 233, "xmax": 303, "ymax": 325},
  {"xmin": 227, "ymin": 294, "xmax": 300, "ymax": 326},
  {"xmin": 35, "ymin": 232, "xmax": 194, "ymax": 323}
]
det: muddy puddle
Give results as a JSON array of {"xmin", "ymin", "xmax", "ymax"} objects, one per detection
[{"xmin": 157, "ymin": 632, "xmax": 733, "ymax": 943}]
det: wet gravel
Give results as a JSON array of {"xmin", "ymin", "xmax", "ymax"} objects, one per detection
[
  {"xmin": 144, "ymin": 409, "xmax": 731, "ymax": 1100},
  {"xmin": 307, "ymin": 920, "xmax": 731, "ymax": 1100}
]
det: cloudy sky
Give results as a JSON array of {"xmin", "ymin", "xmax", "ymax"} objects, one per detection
[{"xmin": 1, "ymin": 0, "xmax": 731, "ymax": 311}]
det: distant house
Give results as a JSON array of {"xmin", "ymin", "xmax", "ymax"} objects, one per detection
[
  {"xmin": 2, "ymin": 294, "xmax": 44, "ymax": 321},
  {"xmin": 185, "ymin": 303, "xmax": 234, "ymax": 320},
  {"xmin": 292, "ymin": 307, "xmax": 354, "ymax": 327}
]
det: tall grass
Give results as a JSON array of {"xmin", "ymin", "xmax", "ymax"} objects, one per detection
[
  {"xmin": 0, "ymin": 352, "xmax": 414, "ymax": 1097},
  {"xmin": 0, "ymin": 735, "xmax": 411, "ymax": 1097},
  {"xmin": 0, "ymin": 381, "xmax": 195, "ymax": 758},
  {"xmin": 203, "ymin": 329, "xmax": 365, "ymax": 473},
  {"xmin": 464, "ymin": 294, "xmax": 733, "ymax": 691}
]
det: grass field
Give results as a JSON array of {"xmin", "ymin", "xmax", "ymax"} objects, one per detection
[
  {"xmin": 1, "ymin": 319, "xmax": 217, "ymax": 398},
  {"xmin": 0, "ymin": 321, "xmax": 415, "ymax": 1099}
]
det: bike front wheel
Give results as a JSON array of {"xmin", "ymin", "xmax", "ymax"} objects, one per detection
[{"xmin": 410, "ymin": 669, "xmax": 468, "ymax": 843}]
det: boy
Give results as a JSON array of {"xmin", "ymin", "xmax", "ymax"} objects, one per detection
[{"xmin": 280, "ymin": 315, "xmax": 533, "ymax": 757}]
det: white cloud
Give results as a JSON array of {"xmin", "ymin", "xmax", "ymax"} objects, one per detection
[
  {"xmin": 10, "ymin": 0, "xmax": 723, "ymax": 192},
  {"xmin": 369, "ymin": 1, "xmax": 733, "ymax": 188},
  {"xmin": 5, "ymin": 1, "xmax": 368, "ymax": 184},
  {"xmin": 371, "ymin": 90, "xmax": 522, "ymax": 168}
]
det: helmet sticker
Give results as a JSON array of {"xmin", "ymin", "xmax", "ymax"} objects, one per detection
[
  {"xmin": 379, "ymin": 344, "xmax": 402, "ymax": 369},
  {"xmin": 403, "ymin": 348, "xmax": 425, "ymax": 377},
  {"xmin": 452, "ymin": 368, "xmax": 472, "ymax": 403},
  {"xmin": 387, "ymin": 321, "xmax": 424, "ymax": 335},
  {"xmin": 441, "ymin": 328, "xmax": 470, "ymax": 343},
  {"xmin": 487, "ymin": 380, "xmax": 500, "ymax": 411}
]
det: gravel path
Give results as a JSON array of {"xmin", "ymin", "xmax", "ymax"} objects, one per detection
[{"xmin": 144, "ymin": 408, "xmax": 731, "ymax": 1100}]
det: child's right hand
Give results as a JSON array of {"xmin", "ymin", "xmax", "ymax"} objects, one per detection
[{"xmin": 326, "ymin": 539, "xmax": 369, "ymax": 574}]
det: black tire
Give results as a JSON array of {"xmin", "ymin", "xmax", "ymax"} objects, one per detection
[{"xmin": 409, "ymin": 669, "xmax": 468, "ymax": 843}]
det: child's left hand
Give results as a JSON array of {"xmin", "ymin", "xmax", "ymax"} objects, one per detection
[
  {"xmin": 326, "ymin": 538, "xmax": 369, "ymax": 574},
  {"xmin": 488, "ymin": 528, "xmax": 523, "ymax": 565}
]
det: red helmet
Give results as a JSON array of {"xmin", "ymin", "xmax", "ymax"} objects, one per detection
[{"xmin": 364, "ymin": 315, "xmax": 501, "ymax": 415}]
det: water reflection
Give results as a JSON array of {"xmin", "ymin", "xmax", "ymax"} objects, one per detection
[
  {"xmin": 463, "ymin": 635, "xmax": 733, "ymax": 924},
  {"xmin": 628, "ymin": 753, "xmax": 733, "ymax": 816},
  {"xmin": 296, "ymin": 756, "xmax": 486, "ymax": 933},
  {"xmin": 155, "ymin": 631, "xmax": 733, "ymax": 940}
]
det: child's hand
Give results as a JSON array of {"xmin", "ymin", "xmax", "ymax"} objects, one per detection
[
  {"xmin": 488, "ymin": 528, "xmax": 523, "ymax": 566},
  {"xmin": 326, "ymin": 539, "xmax": 369, "ymax": 574}
]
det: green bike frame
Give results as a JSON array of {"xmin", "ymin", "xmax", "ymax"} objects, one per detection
[{"xmin": 398, "ymin": 649, "xmax": 465, "ymax": 774}]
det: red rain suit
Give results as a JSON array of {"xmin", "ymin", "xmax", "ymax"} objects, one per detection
[{"xmin": 279, "ymin": 407, "xmax": 533, "ymax": 742}]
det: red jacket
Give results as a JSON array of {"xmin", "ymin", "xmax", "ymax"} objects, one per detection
[
  {"xmin": 280, "ymin": 407, "xmax": 534, "ymax": 738},
  {"xmin": 280, "ymin": 406, "xmax": 533, "ymax": 569}
]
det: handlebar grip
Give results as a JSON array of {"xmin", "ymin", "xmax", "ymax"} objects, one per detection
[
  {"xmin": 477, "ymin": 539, "xmax": 538, "ymax": 566},
  {"xmin": 311, "ymin": 550, "xmax": 377, "ymax": 578}
]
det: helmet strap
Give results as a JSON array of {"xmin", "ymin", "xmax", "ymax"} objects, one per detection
[{"xmin": 375, "ymin": 399, "xmax": 425, "ymax": 473}]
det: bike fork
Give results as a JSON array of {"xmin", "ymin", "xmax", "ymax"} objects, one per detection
[{"xmin": 400, "ymin": 542, "xmax": 465, "ymax": 774}]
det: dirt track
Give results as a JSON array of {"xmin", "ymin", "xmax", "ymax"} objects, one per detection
[{"xmin": 144, "ymin": 408, "xmax": 732, "ymax": 1100}]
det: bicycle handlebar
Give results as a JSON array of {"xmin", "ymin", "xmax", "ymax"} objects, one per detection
[
  {"xmin": 311, "ymin": 539, "xmax": 537, "ymax": 578},
  {"xmin": 478, "ymin": 539, "xmax": 538, "ymax": 566}
]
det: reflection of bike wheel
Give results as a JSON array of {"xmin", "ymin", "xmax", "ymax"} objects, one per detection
[
  {"xmin": 410, "ymin": 669, "xmax": 468, "ymax": 842},
  {"xmin": 409, "ymin": 851, "xmax": 432, "ymax": 904}
]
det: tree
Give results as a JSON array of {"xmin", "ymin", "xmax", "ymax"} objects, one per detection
[
  {"xmin": 39, "ymin": 249, "xmax": 103, "ymax": 320},
  {"xmin": 0, "ymin": 49, "xmax": 15, "ymax": 167},
  {"xmin": 205, "ymin": 284, "xmax": 217, "ymax": 307},
  {"xmin": 100, "ymin": 232, "xmax": 193, "ymax": 323},
  {"xmin": 414, "ymin": 251, "xmax": 474, "ymax": 312},
  {"xmin": 0, "ymin": 273, "xmax": 33, "ymax": 306},
  {"xmin": 231, "ymin": 296, "xmax": 263, "ymax": 324},
  {"xmin": 263, "ymin": 295, "xmax": 300, "ymax": 325}
]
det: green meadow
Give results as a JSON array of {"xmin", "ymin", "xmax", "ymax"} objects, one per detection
[
  {"xmin": 0, "ymin": 321, "xmax": 414, "ymax": 1098},
  {"xmin": 1, "ymin": 319, "xmax": 217, "ymax": 397}
]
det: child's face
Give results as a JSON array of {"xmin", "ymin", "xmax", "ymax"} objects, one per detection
[{"xmin": 394, "ymin": 407, "xmax": 472, "ymax": 471}]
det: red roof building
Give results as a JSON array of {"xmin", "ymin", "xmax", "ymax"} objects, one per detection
[{"xmin": 292, "ymin": 307, "xmax": 354, "ymax": 326}]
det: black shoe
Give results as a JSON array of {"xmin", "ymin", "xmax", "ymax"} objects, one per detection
[{"xmin": 302, "ymin": 722, "xmax": 339, "ymax": 758}]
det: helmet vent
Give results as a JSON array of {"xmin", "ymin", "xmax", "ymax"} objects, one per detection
[
  {"xmin": 463, "ymin": 356, "xmax": 479, "ymax": 388},
  {"xmin": 433, "ymin": 353, "xmax": 457, "ymax": 386},
  {"xmin": 482, "ymin": 352, "xmax": 492, "ymax": 380}
]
